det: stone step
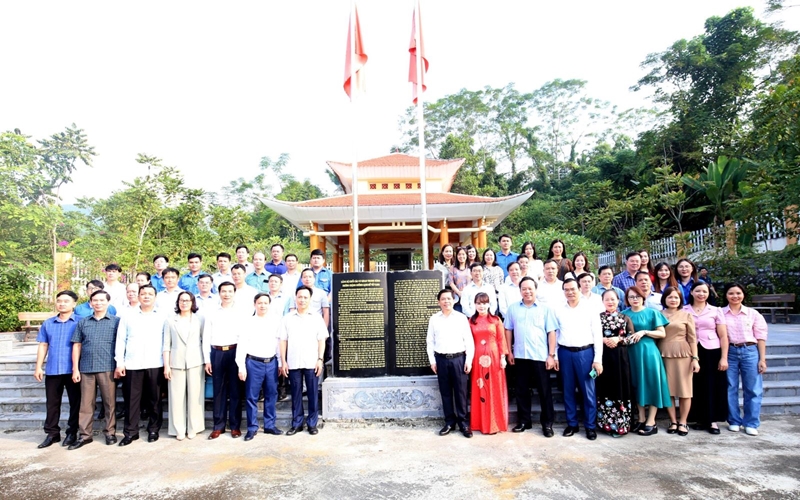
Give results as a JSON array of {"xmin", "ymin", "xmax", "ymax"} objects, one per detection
[
  {"xmin": 765, "ymin": 344, "xmax": 800, "ymax": 356},
  {"xmin": 761, "ymin": 366, "xmax": 800, "ymax": 382},
  {"xmin": 749, "ymin": 396, "xmax": 800, "ymax": 415},
  {"xmin": 765, "ymin": 354, "xmax": 800, "ymax": 366}
]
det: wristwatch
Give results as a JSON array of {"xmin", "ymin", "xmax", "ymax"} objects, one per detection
[{"xmin": 691, "ymin": 356, "xmax": 699, "ymax": 361}]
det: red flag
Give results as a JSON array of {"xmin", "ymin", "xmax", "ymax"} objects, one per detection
[
  {"xmin": 408, "ymin": 1, "xmax": 428, "ymax": 104},
  {"xmin": 343, "ymin": 4, "xmax": 367, "ymax": 100}
]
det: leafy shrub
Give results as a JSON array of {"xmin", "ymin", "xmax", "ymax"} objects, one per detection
[
  {"xmin": 0, "ymin": 267, "xmax": 48, "ymax": 332},
  {"xmin": 511, "ymin": 228, "xmax": 603, "ymax": 265}
]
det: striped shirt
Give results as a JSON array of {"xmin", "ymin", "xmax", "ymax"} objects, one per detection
[{"xmin": 723, "ymin": 305, "xmax": 768, "ymax": 344}]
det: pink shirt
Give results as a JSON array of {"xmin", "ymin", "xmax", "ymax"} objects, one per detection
[
  {"xmin": 722, "ymin": 305, "xmax": 768, "ymax": 344},
  {"xmin": 683, "ymin": 304, "xmax": 724, "ymax": 350}
]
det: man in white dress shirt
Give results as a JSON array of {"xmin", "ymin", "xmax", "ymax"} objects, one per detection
[
  {"xmin": 554, "ymin": 278, "xmax": 603, "ymax": 440},
  {"xmin": 636, "ymin": 271, "xmax": 663, "ymax": 310},
  {"xmin": 115, "ymin": 285, "xmax": 167, "ymax": 445},
  {"xmin": 577, "ymin": 273, "xmax": 604, "ymax": 314},
  {"xmin": 279, "ymin": 286, "xmax": 329, "ymax": 436},
  {"xmin": 155, "ymin": 268, "xmax": 182, "ymax": 312},
  {"xmin": 459, "ymin": 263, "xmax": 498, "ymax": 317},
  {"xmin": 203, "ymin": 282, "xmax": 245, "ymax": 439},
  {"xmin": 117, "ymin": 283, "xmax": 140, "ymax": 318},
  {"xmin": 102, "ymin": 263, "xmax": 127, "ymax": 308},
  {"xmin": 195, "ymin": 274, "xmax": 220, "ymax": 312},
  {"xmin": 426, "ymin": 289, "xmax": 475, "ymax": 438},
  {"xmin": 281, "ymin": 254, "xmax": 302, "ymax": 295},
  {"xmin": 211, "ymin": 252, "xmax": 233, "ymax": 289},
  {"xmin": 537, "ymin": 260, "xmax": 564, "ymax": 307},
  {"xmin": 231, "ymin": 264, "xmax": 257, "ymax": 316},
  {"xmin": 237, "ymin": 293, "xmax": 283, "ymax": 440},
  {"xmin": 499, "ymin": 262, "xmax": 523, "ymax": 317}
]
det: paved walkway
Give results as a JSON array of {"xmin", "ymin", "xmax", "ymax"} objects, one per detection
[{"xmin": 1, "ymin": 415, "xmax": 799, "ymax": 499}]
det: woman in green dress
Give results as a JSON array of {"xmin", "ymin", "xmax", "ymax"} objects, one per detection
[{"xmin": 622, "ymin": 286, "xmax": 672, "ymax": 435}]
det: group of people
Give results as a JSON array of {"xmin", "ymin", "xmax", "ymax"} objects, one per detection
[
  {"xmin": 428, "ymin": 235, "xmax": 769, "ymax": 439},
  {"xmin": 33, "ymin": 245, "xmax": 334, "ymax": 450}
]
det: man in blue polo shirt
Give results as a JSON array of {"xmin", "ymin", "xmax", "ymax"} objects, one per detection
[
  {"xmin": 265, "ymin": 244, "xmax": 287, "ymax": 275},
  {"xmin": 150, "ymin": 255, "xmax": 169, "ymax": 293},
  {"xmin": 34, "ymin": 290, "xmax": 81, "ymax": 449},
  {"xmin": 495, "ymin": 234, "xmax": 518, "ymax": 279},
  {"xmin": 178, "ymin": 253, "xmax": 205, "ymax": 295},
  {"xmin": 308, "ymin": 249, "xmax": 332, "ymax": 296}
]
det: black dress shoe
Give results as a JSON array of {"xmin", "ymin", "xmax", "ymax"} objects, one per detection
[
  {"xmin": 439, "ymin": 424, "xmax": 455, "ymax": 436},
  {"xmin": 68, "ymin": 438, "xmax": 93, "ymax": 450},
  {"xmin": 459, "ymin": 426, "xmax": 473, "ymax": 438},
  {"xmin": 542, "ymin": 426, "xmax": 554, "ymax": 438},
  {"xmin": 38, "ymin": 435, "xmax": 60, "ymax": 449},
  {"xmin": 512, "ymin": 423, "xmax": 531, "ymax": 433},
  {"xmin": 118, "ymin": 434, "xmax": 139, "ymax": 446},
  {"xmin": 105, "ymin": 435, "xmax": 117, "ymax": 445},
  {"xmin": 148, "ymin": 432, "xmax": 159, "ymax": 443},
  {"xmin": 286, "ymin": 426, "xmax": 302, "ymax": 436},
  {"xmin": 708, "ymin": 426, "xmax": 721, "ymax": 435},
  {"xmin": 263, "ymin": 427, "xmax": 284, "ymax": 435},
  {"xmin": 586, "ymin": 429, "xmax": 597, "ymax": 440},
  {"xmin": 562, "ymin": 426, "xmax": 579, "ymax": 437},
  {"xmin": 62, "ymin": 434, "xmax": 77, "ymax": 447},
  {"xmin": 244, "ymin": 431, "xmax": 256, "ymax": 441},
  {"xmin": 638, "ymin": 424, "xmax": 658, "ymax": 436},
  {"xmin": 308, "ymin": 426, "xmax": 319, "ymax": 435}
]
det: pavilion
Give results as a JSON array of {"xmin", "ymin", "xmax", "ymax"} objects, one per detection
[{"xmin": 260, "ymin": 153, "xmax": 533, "ymax": 272}]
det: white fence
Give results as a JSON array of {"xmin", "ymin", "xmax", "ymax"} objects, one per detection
[{"xmin": 341, "ymin": 261, "xmax": 424, "ymax": 273}]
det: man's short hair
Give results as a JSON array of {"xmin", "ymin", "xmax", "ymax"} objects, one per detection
[
  {"xmin": 635, "ymin": 271, "xmax": 651, "ymax": 281},
  {"xmin": 56, "ymin": 290, "xmax": 79, "ymax": 301},
  {"xmin": 271, "ymin": 243, "xmax": 285, "ymax": 251},
  {"xmin": 300, "ymin": 267, "xmax": 315, "ymax": 278},
  {"xmin": 216, "ymin": 252, "xmax": 231, "ymax": 261},
  {"xmin": 268, "ymin": 273, "xmax": 283, "ymax": 282},
  {"xmin": 218, "ymin": 281, "xmax": 236, "ymax": 292},
  {"xmin": 254, "ymin": 292, "xmax": 272, "ymax": 304},
  {"xmin": 469, "ymin": 262, "xmax": 483, "ymax": 271},
  {"xmin": 516, "ymin": 254, "xmax": 529, "ymax": 262},
  {"xmin": 162, "ymin": 267, "xmax": 180, "ymax": 278},
  {"xmin": 153, "ymin": 254, "xmax": 168, "ymax": 263},
  {"xmin": 231, "ymin": 264, "xmax": 246, "ymax": 273},
  {"xmin": 104, "ymin": 263, "xmax": 122, "ymax": 272},
  {"xmin": 562, "ymin": 278, "xmax": 578, "ymax": 289},
  {"xmin": 90, "ymin": 290, "xmax": 111, "ymax": 301},
  {"xmin": 437, "ymin": 288, "xmax": 454, "ymax": 300},
  {"xmin": 625, "ymin": 251, "xmax": 641, "ymax": 261},
  {"xmin": 598, "ymin": 265, "xmax": 613, "ymax": 274},
  {"xmin": 577, "ymin": 272, "xmax": 593, "ymax": 283},
  {"xmin": 498, "ymin": 234, "xmax": 512, "ymax": 242},
  {"xmin": 519, "ymin": 276, "xmax": 537, "ymax": 289},
  {"xmin": 285, "ymin": 253, "xmax": 298, "ymax": 262},
  {"xmin": 187, "ymin": 253, "xmax": 202, "ymax": 261},
  {"xmin": 543, "ymin": 259, "xmax": 558, "ymax": 268},
  {"xmin": 236, "ymin": 245, "xmax": 249, "ymax": 253},
  {"xmin": 198, "ymin": 273, "xmax": 213, "ymax": 283},
  {"xmin": 296, "ymin": 285, "xmax": 313, "ymax": 297},
  {"xmin": 87, "ymin": 279, "xmax": 104, "ymax": 289},
  {"xmin": 138, "ymin": 284, "xmax": 157, "ymax": 296},
  {"xmin": 136, "ymin": 271, "xmax": 151, "ymax": 281},
  {"xmin": 507, "ymin": 261, "xmax": 521, "ymax": 271},
  {"xmin": 310, "ymin": 249, "xmax": 325, "ymax": 258}
]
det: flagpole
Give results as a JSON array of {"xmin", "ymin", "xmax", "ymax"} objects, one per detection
[
  {"xmin": 415, "ymin": 0, "xmax": 429, "ymax": 270},
  {"xmin": 350, "ymin": 0, "xmax": 360, "ymax": 273}
]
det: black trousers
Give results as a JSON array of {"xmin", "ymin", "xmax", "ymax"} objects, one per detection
[
  {"xmin": 123, "ymin": 367, "xmax": 164, "ymax": 436},
  {"xmin": 44, "ymin": 374, "xmax": 81, "ymax": 437},
  {"xmin": 211, "ymin": 347, "xmax": 242, "ymax": 431},
  {"xmin": 515, "ymin": 358, "xmax": 554, "ymax": 427},
  {"xmin": 434, "ymin": 353, "xmax": 469, "ymax": 428}
]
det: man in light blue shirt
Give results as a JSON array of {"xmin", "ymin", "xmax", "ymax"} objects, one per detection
[
  {"xmin": 246, "ymin": 252, "xmax": 270, "ymax": 293},
  {"xmin": 503, "ymin": 277, "xmax": 558, "ymax": 437},
  {"xmin": 75, "ymin": 281, "xmax": 117, "ymax": 319},
  {"xmin": 178, "ymin": 253, "xmax": 205, "ymax": 295}
]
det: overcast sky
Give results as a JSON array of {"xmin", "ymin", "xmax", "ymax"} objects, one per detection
[{"xmin": 1, "ymin": 1, "xmax": 795, "ymax": 203}]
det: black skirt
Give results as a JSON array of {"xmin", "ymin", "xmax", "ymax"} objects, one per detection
[
  {"xmin": 596, "ymin": 344, "xmax": 632, "ymax": 402},
  {"xmin": 688, "ymin": 344, "xmax": 729, "ymax": 424}
]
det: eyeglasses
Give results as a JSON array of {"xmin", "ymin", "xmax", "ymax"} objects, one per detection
[
  {"xmin": 627, "ymin": 296, "xmax": 642, "ymax": 301},
  {"xmin": 179, "ymin": 299, "xmax": 193, "ymax": 303}
]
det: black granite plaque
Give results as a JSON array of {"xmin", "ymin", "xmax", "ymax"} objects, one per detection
[
  {"xmin": 332, "ymin": 271, "xmax": 442, "ymax": 377},
  {"xmin": 332, "ymin": 273, "xmax": 388, "ymax": 377},
  {"xmin": 387, "ymin": 271, "xmax": 441, "ymax": 376}
]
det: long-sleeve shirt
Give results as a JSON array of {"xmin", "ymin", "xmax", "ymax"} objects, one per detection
[
  {"xmin": 459, "ymin": 281, "xmax": 498, "ymax": 317},
  {"xmin": 115, "ymin": 307, "xmax": 167, "ymax": 370},
  {"xmin": 554, "ymin": 300, "xmax": 603, "ymax": 364},
  {"xmin": 236, "ymin": 314, "xmax": 282, "ymax": 377},
  {"xmin": 723, "ymin": 305, "xmax": 768, "ymax": 344},
  {"xmin": 202, "ymin": 305, "xmax": 247, "ymax": 364},
  {"xmin": 425, "ymin": 310, "xmax": 475, "ymax": 367},
  {"xmin": 612, "ymin": 270, "xmax": 637, "ymax": 293}
]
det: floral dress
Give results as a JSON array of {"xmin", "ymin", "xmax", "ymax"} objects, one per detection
[
  {"xmin": 596, "ymin": 311, "xmax": 635, "ymax": 436},
  {"xmin": 469, "ymin": 314, "xmax": 508, "ymax": 434}
]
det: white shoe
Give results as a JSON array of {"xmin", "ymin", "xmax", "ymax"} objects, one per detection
[
  {"xmin": 744, "ymin": 427, "xmax": 759, "ymax": 436},
  {"xmin": 728, "ymin": 424, "xmax": 740, "ymax": 432},
  {"xmin": 187, "ymin": 432, "xmax": 196, "ymax": 440},
  {"xmin": 176, "ymin": 435, "xmax": 185, "ymax": 441}
]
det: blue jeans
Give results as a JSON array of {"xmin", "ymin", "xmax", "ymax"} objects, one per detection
[
  {"xmin": 289, "ymin": 368, "xmax": 319, "ymax": 429},
  {"xmin": 727, "ymin": 344, "xmax": 763, "ymax": 428},
  {"xmin": 244, "ymin": 357, "xmax": 278, "ymax": 432},
  {"xmin": 558, "ymin": 346, "xmax": 597, "ymax": 429}
]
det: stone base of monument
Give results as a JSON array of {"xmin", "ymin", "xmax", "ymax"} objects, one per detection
[{"xmin": 322, "ymin": 376, "xmax": 444, "ymax": 422}]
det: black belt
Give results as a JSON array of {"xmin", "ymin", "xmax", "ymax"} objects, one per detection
[
  {"xmin": 212, "ymin": 344, "xmax": 237, "ymax": 351},
  {"xmin": 435, "ymin": 351, "xmax": 465, "ymax": 359},
  {"xmin": 558, "ymin": 344, "xmax": 592, "ymax": 352},
  {"xmin": 731, "ymin": 342, "xmax": 756, "ymax": 348},
  {"xmin": 246, "ymin": 354, "xmax": 276, "ymax": 363}
]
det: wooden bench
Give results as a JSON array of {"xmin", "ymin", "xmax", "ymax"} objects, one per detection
[
  {"xmin": 751, "ymin": 294, "xmax": 795, "ymax": 324},
  {"xmin": 17, "ymin": 311, "xmax": 57, "ymax": 341}
]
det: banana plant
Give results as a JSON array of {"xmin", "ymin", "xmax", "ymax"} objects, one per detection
[{"xmin": 682, "ymin": 156, "xmax": 750, "ymax": 225}]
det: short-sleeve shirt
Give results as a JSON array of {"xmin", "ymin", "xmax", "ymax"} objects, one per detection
[
  {"xmin": 74, "ymin": 302, "xmax": 117, "ymax": 319},
  {"xmin": 503, "ymin": 301, "xmax": 558, "ymax": 362},
  {"xmin": 71, "ymin": 313, "xmax": 120, "ymax": 374},
  {"xmin": 495, "ymin": 251, "xmax": 519, "ymax": 278},
  {"xmin": 37, "ymin": 314, "xmax": 78, "ymax": 375},
  {"xmin": 313, "ymin": 268, "xmax": 333, "ymax": 295},
  {"xmin": 622, "ymin": 307, "xmax": 669, "ymax": 333},
  {"xmin": 723, "ymin": 305, "xmax": 768, "ymax": 344},
  {"xmin": 280, "ymin": 310, "xmax": 329, "ymax": 370},
  {"xmin": 684, "ymin": 304, "xmax": 724, "ymax": 350}
]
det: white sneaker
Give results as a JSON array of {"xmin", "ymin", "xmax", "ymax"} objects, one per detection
[
  {"xmin": 728, "ymin": 424, "xmax": 741, "ymax": 432},
  {"xmin": 744, "ymin": 427, "xmax": 759, "ymax": 436}
]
